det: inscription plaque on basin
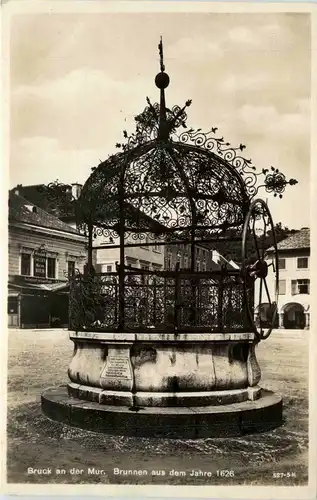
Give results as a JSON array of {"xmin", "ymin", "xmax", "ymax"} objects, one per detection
[
  {"xmin": 104, "ymin": 355, "xmax": 132, "ymax": 379},
  {"xmin": 100, "ymin": 346, "xmax": 133, "ymax": 391}
]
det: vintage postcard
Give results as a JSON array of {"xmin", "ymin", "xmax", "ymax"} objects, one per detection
[{"xmin": 1, "ymin": 1, "xmax": 316, "ymax": 499}]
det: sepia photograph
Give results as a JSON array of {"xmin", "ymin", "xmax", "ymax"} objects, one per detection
[{"xmin": 2, "ymin": 1, "xmax": 316, "ymax": 498}]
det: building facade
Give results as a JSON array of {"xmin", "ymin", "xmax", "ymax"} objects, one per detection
[
  {"xmin": 14, "ymin": 183, "xmax": 239, "ymax": 274},
  {"xmin": 255, "ymin": 227, "xmax": 310, "ymax": 329},
  {"xmin": 8, "ymin": 190, "xmax": 87, "ymax": 328},
  {"xmin": 94, "ymin": 239, "xmax": 238, "ymax": 275},
  {"xmin": 165, "ymin": 243, "xmax": 239, "ymax": 272},
  {"xmin": 94, "ymin": 233, "xmax": 165, "ymax": 273}
]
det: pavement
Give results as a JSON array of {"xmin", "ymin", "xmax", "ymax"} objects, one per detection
[
  {"xmin": 8, "ymin": 327, "xmax": 69, "ymax": 333},
  {"xmin": 6, "ymin": 325, "xmax": 309, "ymax": 486}
]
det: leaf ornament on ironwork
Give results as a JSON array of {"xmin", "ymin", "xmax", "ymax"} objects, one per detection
[{"xmin": 120, "ymin": 98, "xmax": 193, "ymax": 150}]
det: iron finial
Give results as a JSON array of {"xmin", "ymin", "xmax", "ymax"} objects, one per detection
[
  {"xmin": 155, "ymin": 37, "xmax": 170, "ymax": 90},
  {"xmin": 158, "ymin": 36, "xmax": 165, "ymax": 72},
  {"xmin": 155, "ymin": 37, "xmax": 170, "ymax": 140}
]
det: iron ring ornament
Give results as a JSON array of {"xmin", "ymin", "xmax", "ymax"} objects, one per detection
[{"xmin": 241, "ymin": 199, "xmax": 279, "ymax": 341}]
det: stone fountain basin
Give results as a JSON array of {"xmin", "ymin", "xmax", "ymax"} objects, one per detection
[
  {"xmin": 41, "ymin": 331, "xmax": 283, "ymax": 437},
  {"xmin": 67, "ymin": 331, "xmax": 262, "ymax": 407}
]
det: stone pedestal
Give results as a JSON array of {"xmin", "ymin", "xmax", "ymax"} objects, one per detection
[
  {"xmin": 41, "ymin": 386, "xmax": 282, "ymax": 438},
  {"xmin": 42, "ymin": 330, "xmax": 283, "ymax": 437}
]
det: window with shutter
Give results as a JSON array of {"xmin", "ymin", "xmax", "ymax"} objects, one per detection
[
  {"xmin": 278, "ymin": 258, "xmax": 286, "ymax": 270},
  {"xmin": 21, "ymin": 253, "xmax": 31, "ymax": 276},
  {"xmin": 47, "ymin": 257, "xmax": 56, "ymax": 278},
  {"xmin": 298, "ymin": 279, "xmax": 310, "ymax": 294},
  {"xmin": 141, "ymin": 264, "xmax": 149, "ymax": 283},
  {"xmin": 278, "ymin": 279, "xmax": 286, "ymax": 295},
  {"xmin": 297, "ymin": 257, "xmax": 308, "ymax": 269},
  {"xmin": 291, "ymin": 279, "xmax": 310, "ymax": 295},
  {"xmin": 67, "ymin": 260, "xmax": 75, "ymax": 276}
]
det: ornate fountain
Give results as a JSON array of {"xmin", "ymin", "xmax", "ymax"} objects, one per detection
[{"xmin": 42, "ymin": 39, "xmax": 297, "ymax": 438}]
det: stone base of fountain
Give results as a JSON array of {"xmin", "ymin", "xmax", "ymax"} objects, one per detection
[
  {"xmin": 41, "ymin": 331, "xmax": 283, "ymax": 438},
  {"xmin": 41, "ymin": 386, "xmax": 282, "ymax": 438}
]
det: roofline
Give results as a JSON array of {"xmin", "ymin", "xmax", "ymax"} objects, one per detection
[
  {"xmin": 9, "ymin": 221, "xmax": 87, "ymax": 242},
  {"xmin": 11, "ymin": 183, "xmax": 73, "ymax": 190},
  {"xmin": 9, "ymin": 191, "xmax": 81, "ymax": 235},
  {"xmin": 267, "ymin": 246, "xmax": 310, "ymax": 253}
]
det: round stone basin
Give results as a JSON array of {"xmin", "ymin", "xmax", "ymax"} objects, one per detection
[{"xmin": 67, "ymin": 331, "xmax": 262, "ymax": 407}]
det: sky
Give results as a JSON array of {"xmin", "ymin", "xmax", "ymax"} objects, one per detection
[{"xmin": 9, "ymin": 11, "xmax": 311, "ymax": 229}]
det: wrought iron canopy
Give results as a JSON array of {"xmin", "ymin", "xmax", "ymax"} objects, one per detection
[
  {"xmin": 65, "ymin": 39, "xmax": 296, "ymax": 337},
  {"xmin": 76, "ymin": 39, "xmax": 297, "ymax": 243},
  {"xmin": 77, "ymin": 139, "xmax": 252, "ymax": 241}
]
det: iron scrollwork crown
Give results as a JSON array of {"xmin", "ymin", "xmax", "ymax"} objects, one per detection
[{"xmin": 114, "ymin": 98, "xmax": 298, "ymax": 200}]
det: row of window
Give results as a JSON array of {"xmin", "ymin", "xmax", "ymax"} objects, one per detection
[
  {"xmin": 115, "ymin": 239, "xmax": 210, "ymax": 257},
  {"xmin": 102, "ymin": 260, "xmax": 209, "ymax": 273},
  {"xmin": 278, "ymin": 257, "xmax": 309, "ymax": 270},
  {"xmin": 21, "ymin": 252, "xmax": 76, "ymax": 279},
  {"xmin": 278, "ymin": 279, "xmax": 310, "ymax": 295},
  {"xmin": 100, "ymin": 263, "xmax": 161, "ymax": 273},
  {"xmin": 100, "ymin": 264, "xmax": 114, "ymax": 273},
  {"xmin": 99, "ymin": 236, "xmax": 162, "ymax": 252},
  {"xmin": 166, "ymin": 255, "xmax": 207, "ymax": 271}
]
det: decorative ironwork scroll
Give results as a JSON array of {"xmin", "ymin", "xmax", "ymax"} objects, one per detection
[
  {"xmin": 75, "ymin": 91, "xmax": 298, "ymax": 242},
  {"xmin": 69, "ymin": 270, "xmax": 253, "ymax": 333},
  {"xmin": 36, "ymin": 180, "xmax": 77, "ymax": 218}
]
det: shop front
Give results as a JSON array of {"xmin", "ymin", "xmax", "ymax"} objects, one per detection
[{"xmin": 8, "ymin": 276, "xmax": 69, "ymax": 329}]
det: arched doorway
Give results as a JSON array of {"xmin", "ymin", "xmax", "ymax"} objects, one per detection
[
  {"xmin": 255, "ymin": 303, "xmax": 279, "ymax": 329},
  {"xmin": 282, "ymin": 303, "xmax": 305, "ymax": 329}
]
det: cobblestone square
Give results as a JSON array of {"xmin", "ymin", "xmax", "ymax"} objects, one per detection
[{"xmin": 7, "ymin": 328, "xmax": 308, "ymax": 485}]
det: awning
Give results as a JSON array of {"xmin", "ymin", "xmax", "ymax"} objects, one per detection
[
  {"xmin": 43, "ymin": 282, "xmax": 69, "ymax": 292},
  {"xmin": 8, "ymin": 280, "xmax": 69, "ymax": 293}
]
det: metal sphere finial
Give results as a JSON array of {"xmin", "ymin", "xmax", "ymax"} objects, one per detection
[{"xmin": 155, "ymin": 72, "xmax": 170, "ymax": 89}]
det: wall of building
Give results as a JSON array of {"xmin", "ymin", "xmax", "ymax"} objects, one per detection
[
  {"xmin": 8, "ymin": 222, "xmax": 88, "ymax": 328},
  {"xmin": 93, "ymin": 233, "xmax": 237, "ymax": 274},
  {"xmin": 165, "ymin": 244, "xmax": 223, "ymax": 271},
  {"xmin": 94, "ymin": 234, "xmax": 238, "ymax": 276},
  {"xmin": 9, "ymin": 224, "xmax": 87, "ymax": 279},
  {"xmin": 276, "ymin": 250, "xmax": 310, "ymax": 310},
  {"xmin": 254, "ymin": 249, "xmax": 310, "ymax": 329},
  {"xmin": 94, "ymin": 233, "xmax": 164, "ymax": 272}
]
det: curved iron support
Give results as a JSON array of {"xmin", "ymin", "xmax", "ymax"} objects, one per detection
[{"xmin": 241, "ymin": 198, "xmax": 279, "ymax": 340}]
